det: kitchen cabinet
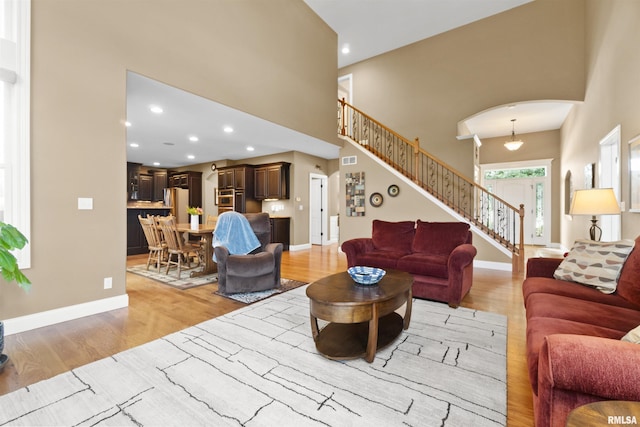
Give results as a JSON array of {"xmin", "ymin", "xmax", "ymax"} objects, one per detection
[
  {"xmin": 139, "ymin": 174, "xmax": 153, "ymax": 201},
  {"xmin": 127, "ymin": 162, "xmax": 141, "ymax": 200},
  {"xmin": 254, "ymin": 162, "xmax": 290, "ymax": 200},
  {"xmin": 127, "ymin": 208, "xmax": 170, "ymax": 255},
  {"xmin": 169, "ymin": 171, "xmax": 202, "ymax": 208},
  {"xmin": 152, "ymin": 170, "xmax": 168, "ymax": 201},
  {"xmin": 218, "ymin": 169, "xmax": 235, "ymax": 189},
  {"xmin": 217, "ymin": 165, "xmax": 259, "ymax": 213},
  {"xmin": 270, "ymin": 217, "xmax": 290, "ymax": 251}
]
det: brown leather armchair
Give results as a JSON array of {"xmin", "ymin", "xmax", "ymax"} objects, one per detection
[{"xmin": 214, "ymin": 213, "xmax": 283, "ymax": 294}]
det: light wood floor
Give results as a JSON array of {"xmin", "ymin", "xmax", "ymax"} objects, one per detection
[{"xmin": 0, "ymin": 244, "xmax": 534, "ymax": 426}]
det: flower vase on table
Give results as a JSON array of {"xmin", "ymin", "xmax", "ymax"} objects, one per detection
[
  {"xmin": 187, "ymin": 206, "xmax": 203, "ymax": 230},
  {"xmin": 190, "ymin": 215, "xmax": 199, "ymax": 230}
]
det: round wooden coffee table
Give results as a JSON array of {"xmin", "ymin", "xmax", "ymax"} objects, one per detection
[{"xmin": 306, "ymin": 269, "xmax": 413, "ymax": 363}]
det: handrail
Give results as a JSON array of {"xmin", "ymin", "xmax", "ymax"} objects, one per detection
[{"xmin": 338, "ymin": 98, "xmax": 525, "ymax": 269}]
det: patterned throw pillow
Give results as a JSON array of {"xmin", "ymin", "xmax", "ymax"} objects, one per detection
[
  {"xmin": 622, "ymin": 324, "xmax": 640, "ymax": 344},
  {"xmin": 553, "ymin": 239, "xmax": 636, "ymax": 293}
]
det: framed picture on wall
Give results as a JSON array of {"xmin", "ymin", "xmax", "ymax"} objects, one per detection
[
  {"xmin": 584, "ymin": 163, "xmax": 595, "ymax": 189},
  {"xmin": 629, "ymin": 135, "xmax": 640, "ymax": 212}
]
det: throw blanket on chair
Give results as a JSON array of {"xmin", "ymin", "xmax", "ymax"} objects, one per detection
[{"xmin": 212, "ymin": 211, "xmax": 260, "ymax": 261}]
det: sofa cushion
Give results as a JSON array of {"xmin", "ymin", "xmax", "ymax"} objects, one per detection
[
  {"xmin": 354, "ymin": 250, "xmax": 402, "ymax": 270},
  {"xmin": 525, "ymin": 293, "xmax": 640, "ymax": 332},
  {"xmin": 522, "ymin": 276, "xmax": 640, "ymax": 310},
  {"xmin": 397, "ymin": 253, "xmax": 449, "ymax": 279},
  {"xmin": 412, "ymin": 221, "xmax": 470, "ymax": 256},
  {"xmin": 553, "ymin": 239, "xmax": 635, "ymax": 293},
  {"xmin": 371, "ymin": 220, "xmax": 415, "ymax": 254},
  {"xmin": 616, "ymin": 236, "xmax": 640, "ymax": 306}
]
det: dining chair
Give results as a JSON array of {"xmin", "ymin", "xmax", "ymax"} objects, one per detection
[
  {"xmin": 157, "ymin": 216, "xmax": 202, "ymax": 279},
  {"xmin": 138, "ymin": 215, "xmax": 167, "ymax": 272},
  {"xmin": 205, "ymin": 214, "xmax": 218, "ymax": 228}
]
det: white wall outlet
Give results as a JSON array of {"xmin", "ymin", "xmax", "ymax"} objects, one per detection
[
  {"xmin": 78, "ymin": 197, "xmax": 93, "ymax": 210},
  {"xmin": 103, "ymin": 277, "xmax": 112, "ymax": 289}
]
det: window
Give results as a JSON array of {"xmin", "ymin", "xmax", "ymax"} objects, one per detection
[{"xmin": 0, "ymin": 0, "xmax": 30, "ymax": 268}]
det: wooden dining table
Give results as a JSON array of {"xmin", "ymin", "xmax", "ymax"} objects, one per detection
[{"xmin": 176, "ymin": 223, "xmax": 217, "ymax": 277}]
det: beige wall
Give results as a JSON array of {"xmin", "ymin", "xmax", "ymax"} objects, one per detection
[
  {"xmin": 480, "ymin": 129, "xmax": 562, "ymax": 243},
  {"xmin": 561, "ymin": 0, "xmax": 640, "ymax": 245},
  {"xmin": 339, "ymin": 0, "xmax": 585, "ymax": 176},
  {"xmin": 2, "ymin": 1, "xmax": 337, "ymax": 320}
]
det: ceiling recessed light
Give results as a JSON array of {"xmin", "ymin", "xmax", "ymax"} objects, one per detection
[
  {"xmin": 189, "ymin": 135, "xmax": 199, "ymax": 142},
  {"xmin": 125, "ymin": 121, "xmax": 132, "ymax": 127},
  {"xmin": 341, "ymin": 44, "xmax": 350, "ymax": 54},
  {"xmin": 187, "ymin": 154, "xmax": 195, "ymax": 160},
  {"xmin": 153, "ymin": 162, "xmax": 160, "ymax": 166},
  {"xmin": 129, "ymin": 143, "xmax": 139, "ymax": 148},
  {"xmin": 149, "ymin": 105, "xmax": 163, "ymax": 114},
  {"xmin": 223, "ymin": 126, "xmax": 234, "ymax": 133},
  {"xmin": 246, "ymin": 146, "xmax": 255, "ymax": 152}
]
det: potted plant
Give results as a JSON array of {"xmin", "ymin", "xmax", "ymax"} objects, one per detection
[{"xmin": 0, "ymin": 222, "xmax": 31, "ymax": 371}]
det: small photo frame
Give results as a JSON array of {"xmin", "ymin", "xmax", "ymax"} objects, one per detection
[{"xmin": 629, "ymin": 135, "xmax": 640, "ymax": 212}]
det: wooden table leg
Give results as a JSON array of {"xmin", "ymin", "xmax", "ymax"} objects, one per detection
[
  {"xmin": 403, "ymin": 288, "xmax": 412, "ymax": 330},
  {"xmin": 310, "ymin": 313, "xmax": 320, "ymax": 341},
  {"xmin": 366, "ymin": 303, "xmax": 379, "ymax": 363}
]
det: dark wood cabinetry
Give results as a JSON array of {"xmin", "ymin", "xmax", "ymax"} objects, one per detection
[
  {"xmin": 217, "ymin": 165, "xmax": 259, "ymax": 214},
  {"xmin": 127, "ymin": 208, "xmax": 170, "ymax": 255},
  {"xmin": 270, "ymin": 217, "xmax": 290, "ymax": 251},
  {"xmin": 218, "ymin": 169, "xmax": 235, "ymax": 189},
  {"xmin": 152, "ymin": 170, "xmax": 167, "ymax": 201},
  {"xmin": 127, "ymin": 163, "xmax": 170, "ymax": 202},
  {"xmin": 254, "ymin": 162, "xmax": 290, "ymax": 200},
  {"xmin": 139, "ymin": 174, "xmax": 153, "ymax": 201},
  {"xmin": 169, "ymin": 171, "xmax": 202, "ymax": 208}
]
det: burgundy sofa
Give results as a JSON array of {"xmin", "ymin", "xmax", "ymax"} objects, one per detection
[
  {"xmin": 341, "ymin": 220, "xmax": 477, "ymax": 307},
  {"xmin": 523, "ymin": 235, "xmax": 640, "ymax": 427}
]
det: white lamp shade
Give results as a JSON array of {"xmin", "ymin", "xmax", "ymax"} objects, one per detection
[
  {"xmin": 504, "ymin": 140, "xmax": 524, "ymax": 151},
  {"xmin": 570, "ymin": 188, "xmax": 621, "ymax": 215}
]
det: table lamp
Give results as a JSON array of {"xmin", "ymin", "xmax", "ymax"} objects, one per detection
[{"xmin": 569, "ymin": 188, "xmax": 621, "ymax": 241}]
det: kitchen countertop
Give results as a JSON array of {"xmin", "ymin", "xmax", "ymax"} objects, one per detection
[{"xmin": 127, "ymin": 203, "xmax": 172, "ymax": 209}]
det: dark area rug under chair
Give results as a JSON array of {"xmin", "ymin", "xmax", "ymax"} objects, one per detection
[
  {"xmin": 0, "ymin": 286, "xmax": 506, "ymax": 426},
  {"xmin": 127, "ymin": 264, "xmax": 306, "ymax": 304}
]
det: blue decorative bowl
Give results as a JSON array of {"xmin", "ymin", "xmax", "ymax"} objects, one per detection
[{"xmin": 348, "ymin": 266, "xmax": 386, "ymax": 286}]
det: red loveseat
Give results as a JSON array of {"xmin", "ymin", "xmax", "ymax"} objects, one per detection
[
  {"xmin": 341, "ymin": 220, "xmax": 477, "ymax": 307},
  {"xmin": 523, "ymin": 235, "xmax": 640, "ymax": 427}
]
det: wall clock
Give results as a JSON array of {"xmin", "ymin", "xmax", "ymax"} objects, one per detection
[
  {"xmin": 369, "ymin": 192, "xmax": 384, "ymax": 207},
  {"xmin": 387, "ymin": 184, "xmax": 399, "ymax": 197}
]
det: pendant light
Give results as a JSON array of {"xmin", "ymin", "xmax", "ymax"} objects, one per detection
[{"xmin": 504, "ymin": 118, "xmax": 524, "ymax": 151}]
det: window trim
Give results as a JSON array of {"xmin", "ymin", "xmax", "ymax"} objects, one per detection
[{"xmin": 1, "ymin": 0, "xmax": 31, "ymax": 269}]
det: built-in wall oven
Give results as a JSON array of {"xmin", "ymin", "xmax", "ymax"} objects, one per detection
[{"xmin": 217, "ymin": 189, "xmax": 234, "ymax": 215}]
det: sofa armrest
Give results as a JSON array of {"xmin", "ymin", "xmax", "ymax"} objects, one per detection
[
  {"xmin": 540, "ymin": 334, "xmax": 640, "ymax": 401},
  {"xmin": 341, "ymin": 238, "xmax": 375, "ymax": 267},
  {"xmin": 448, "ymin": 243, "xmax": 477, "ymax": 272},
  {"xmin": 526, "ymin": 257, "xmax": 563, "ymax": 279}
]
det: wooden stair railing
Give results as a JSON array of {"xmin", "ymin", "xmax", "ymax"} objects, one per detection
[{"xmin": 338, "ymin": 98, "xmax": 525, "ymax": 272}]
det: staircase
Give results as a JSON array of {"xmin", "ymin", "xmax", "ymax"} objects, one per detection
[{"xmin": 338, "ymin": 99, "xmax": 525, "ymax": 273}]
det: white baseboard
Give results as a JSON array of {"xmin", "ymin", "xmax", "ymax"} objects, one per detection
[
  {"xmin": 289, "ymin": 243, "xmax": 312, "ymax": 252},
  {"xmin": 3, "ymin": 294, "xmax": 129, "ymax": 336},
  {"xmin": 474, "ymin": 260, "xmax": 512, "ymax": 271}
]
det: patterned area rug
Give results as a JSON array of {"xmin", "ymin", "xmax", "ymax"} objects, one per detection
[
  {"xmin": 0, "ymin": 287, "xmax": 507, "ymax": 426},
  {"xmin": 127, "ymin": 264, "xmax": 217, "ymax": 290},
  {"xmin": 214, "ymin": 278, "xmax": 307, "ymax": 304}
]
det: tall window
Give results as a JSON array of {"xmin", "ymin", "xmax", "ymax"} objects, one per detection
[{"xmin": 0, "ymin": 0, "xmax": 30, "ymax": 268}]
